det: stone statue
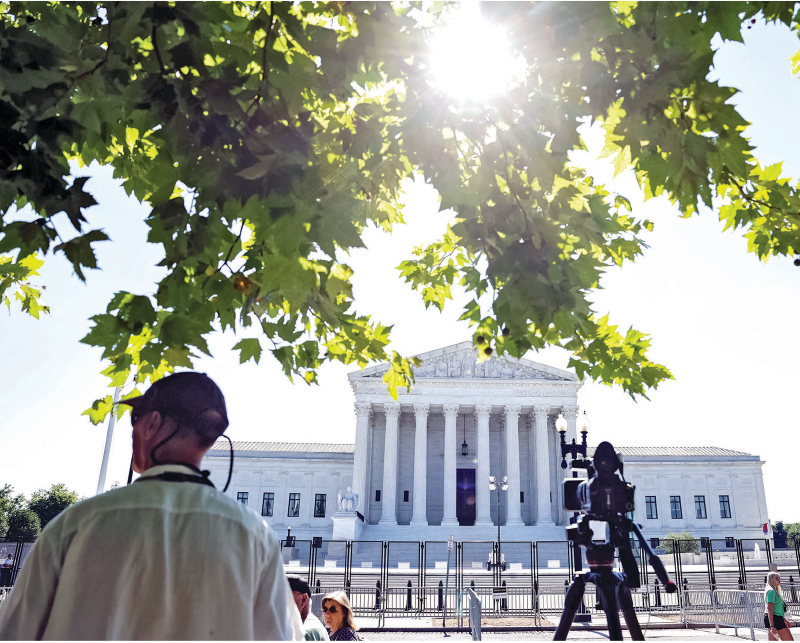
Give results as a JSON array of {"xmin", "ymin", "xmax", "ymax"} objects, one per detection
[
  {"xmin": 338, "ymin": 486, "xmax": 358, "ymax": 513},
  {"xmin": 448, "ymin": 357, "xmax": 461, "ymax": 378}
]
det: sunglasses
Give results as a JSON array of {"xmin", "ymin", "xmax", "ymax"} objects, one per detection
[{"xmin": 321, "ymin": 605, "xmax": 339, "ymax": 614}]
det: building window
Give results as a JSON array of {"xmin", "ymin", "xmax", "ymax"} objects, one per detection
[
  {"xmin": 694, "ymin": 495, "xmax": 707, "ymax": 519},
  {"xmin": 314, "ymin": 494, "xmax": 326, "ymax": 518},
  {"xmin": 237, "ymin": 492, "xmax": 248, "ymax": 506},
  {"xmin": 650, "ymin": 538, "xmax": 660, "ymax": 549},
  {"xmin": 725, "ymin": 537, "xmax": 736, "ymax": 548},
  {"xmin": 520, "ymin": 491, "xmax": 524, "ymax": 503},
  {"xmin": 375, "ymin": 490, "xmax": 381, "ymax": 502},
  {"xmin": 719, "ymin": 495, "xmax": 731, "ymax": 519},
  {"xmin": 670, "ymin": 496, "xmax": 682, "ymax": 520},
  {"xmin": 288, "ymin": 493, "xmax": 300, "ymax": 517},
  {"xmin": 403, "ymin": 490, "xmax": 409, "ymax": 502},
  {"xmin": 262, "ymin": 493, "xmax": 274, "ymax": 517},
  {"xmin": 645, "ymin": 496, "xmax": 658, "ymax": 519}
]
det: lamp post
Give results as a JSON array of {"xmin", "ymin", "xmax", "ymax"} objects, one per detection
[
  {"xmin": 488, "ymin": 475, "xmax": 508, "ymax": 586},
  {"xmin": 557, "ymin": 410, "xmax": 591, "ymax": 622}
]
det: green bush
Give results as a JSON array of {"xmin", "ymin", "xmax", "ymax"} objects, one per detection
[{"xmin": 660, "ymin": 532, "xmax": 699, "ymax": 554}]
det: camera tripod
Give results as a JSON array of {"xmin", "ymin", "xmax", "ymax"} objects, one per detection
[{"xmin": 554, "ymin": 520, "xmax": 675, "ymax": 641}]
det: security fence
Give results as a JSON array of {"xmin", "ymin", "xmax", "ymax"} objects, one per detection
[{"xmin": 3, "ymin": 536, "xmax": 797, "ymax": 634}]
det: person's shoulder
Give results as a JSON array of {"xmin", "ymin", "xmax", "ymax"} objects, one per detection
[{"xmin": 303, "ymin": 614, "xmax": 330, "ymax": 640}]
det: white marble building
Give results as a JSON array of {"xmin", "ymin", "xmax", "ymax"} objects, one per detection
[{"xmin": 203, "ymin": 343, "xmax": 771, "ymax": 543}]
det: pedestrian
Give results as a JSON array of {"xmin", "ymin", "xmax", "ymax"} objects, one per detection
[
  {"xmin": 288, "ymin": 575, "xmax": 329, "ymax": 641},
  {"xmin": 765, "ymin": 571, "xmax": 795, "ymax": 641},
  {"xmin": 0, "ymin": 554, "xmax": 12, "ymax": 587},
  {"xmin": 322, "ymin": 591, "xmax": 361, "ymax": 641},
  {"xmin": 0, "ymin": 372, "xmax": 303, "ymax": 640}
]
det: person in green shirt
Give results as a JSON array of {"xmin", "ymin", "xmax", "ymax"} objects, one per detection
[
  {"xmin": 288, "ymin": 575, "xmax": 330, "ymax": 641},
  {"xmin": 765, "ymin": 572, "xmax": 794, "ymax": 640}
]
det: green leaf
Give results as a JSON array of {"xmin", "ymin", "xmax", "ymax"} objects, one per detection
[{"xmin": 233, "ymin": 338, "xmax": 262, "ymax": 364}]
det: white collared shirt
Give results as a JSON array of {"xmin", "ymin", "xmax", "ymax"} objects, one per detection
[{"xmin": 0, "ymin": 464, "xmax": 303, "ymax": 640}]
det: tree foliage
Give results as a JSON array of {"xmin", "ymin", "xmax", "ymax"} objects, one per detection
[
  {"xmin": 5, "ymin": 508, "xmax": 40, "ymax": 543},
  {"xmin": 660, "ymin": 531, "xmax": 700, "ymax": 554},
  {"xmin": 774, "ymin": 520, "xmax": 787, "ymax": 548},
  {"xmin": 2, "ymin": 2, "xmax": 800, "ymax": 419},
  {"xmin": 28, "ymin": 483, "xmax": 81, "ymax": 530},
  {"xmin": 0, "ymin": 484, "xmax": 26, "ymax": 541},
  {"xmin": 788, "ymin": 523, "xmax": 800, "ymax": 548}
]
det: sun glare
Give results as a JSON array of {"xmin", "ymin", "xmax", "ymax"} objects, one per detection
[{"xmin": 429, "ymin": 7, "xmax": 524, "ymax": 103}]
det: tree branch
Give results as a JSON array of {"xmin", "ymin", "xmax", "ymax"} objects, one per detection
[
  {"xmin": 151, "ymin": 22, "xmax": 167, "ymax": 76},
  {"xmin": 727, "ymin": 175, "xmax": 800, "ymax": 217}
]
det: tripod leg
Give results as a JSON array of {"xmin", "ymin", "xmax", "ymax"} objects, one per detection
[
  {"xmin": 554, "ymin": 575, "xmax": 587, "ymax": 641},
  {"xmin": 618, "ymin": 585, "xmax": 645, "ymax": 641},
  {"xmin": 596, "ymin": 579, "xmax": 624, "ymax": 641}
]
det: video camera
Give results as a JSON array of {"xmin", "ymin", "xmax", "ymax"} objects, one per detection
[
  {"xmin": 562, "ymin": 441, "xmax": 637, "ymax": 563},
  {"xmin": 555, "ymin": 439, "xmax": 675, "ymax": 641},
  {"xmin": 563, "ymin": 441, "xmax": 634, "ymax": 519}
]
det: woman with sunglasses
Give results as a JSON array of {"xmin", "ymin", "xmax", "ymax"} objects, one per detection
[
  {"xmin": 766, "ymin": 572, "xmax": 795, "ymax": 640},
  {"xmin": 321, "ymin": 591, "xmax": 361, "ymax": 641}
]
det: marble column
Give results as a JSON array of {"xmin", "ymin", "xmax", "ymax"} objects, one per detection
[
  {"xmin": 533, "ymin": 405, "xmax": 554, "ymax": 525},
  {"xmin": 474, "ymin": 404, "xmax": 493, "ymax": 527},
  {"xmin": 504, "ymin": 404, "xmax": 524, "ymax": 526},
  {"xmin": 379, "ymin": 402, "xmax": 400, "ymax": 525},
  {"xmin": 411, "ymin": 403, "xmax": 430, "ymax": 526},
  {"xmin": 561, "ymin": 406, "xmax": 579, "ymax": 524},
  {"xmin": 563, "ymin": 405, "xmax": 579, "ymax": 448},
  {"xmin": 441, "ymin": 403, "xmax": 459, "ymax": 527},
  {"xmin": 352, "ymin": 402, "xmax": 372, "ymax": 516}
]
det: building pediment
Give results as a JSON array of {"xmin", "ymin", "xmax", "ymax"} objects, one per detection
[{"xmin": 349, "ymin": 342, "xmax": 578, "ymax": 383}]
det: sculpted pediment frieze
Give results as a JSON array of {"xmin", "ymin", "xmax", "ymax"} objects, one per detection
[{"xmin": 362, "ymin": 348, "xmax": 570, "ymax": 381}]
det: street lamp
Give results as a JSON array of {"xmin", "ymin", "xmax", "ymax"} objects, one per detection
[
  {"xmin": 461, "ymin": 414, "xmax": 468, "ymax": 456},
  {"xmin": 488, "ymin": 475, "xmax": 508, "ymax": 585},
  {"xmin": 557, "ymin": 409, "xmax": 591, "ymax": 622},
  {"xmin": 557, "ymin": 411, "xmax": 589, "ymax": 469}
]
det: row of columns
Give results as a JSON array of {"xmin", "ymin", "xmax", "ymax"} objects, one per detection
[{"xmin": 353, "ymin": 402, "xmax": 579, "ymax": 527}]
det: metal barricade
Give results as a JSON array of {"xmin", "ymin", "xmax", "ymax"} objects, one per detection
[{"xmin": 682, "ymin": 589, "xmax": 763, "ymax": 640}]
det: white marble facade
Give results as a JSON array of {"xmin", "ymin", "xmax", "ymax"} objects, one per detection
[{"xmin": 203, "ymin": 343, "xmax": 772, "ymax": 543}]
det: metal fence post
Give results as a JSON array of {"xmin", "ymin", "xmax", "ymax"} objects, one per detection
[
  {"xmin": 468, "ymin": 588, "xmax": 481, "ymax": 641},
  {"xmin": 712, "ymin": 590, "xmax": 719, "ymax": 634},
  {"xmin": 745, "ymin": 591, "xmax": 755, "ymax": 641}
]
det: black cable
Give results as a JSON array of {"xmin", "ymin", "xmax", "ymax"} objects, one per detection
[{"xmin": 221, "ymin": 434, "xmax": 234, "ymax": 492}]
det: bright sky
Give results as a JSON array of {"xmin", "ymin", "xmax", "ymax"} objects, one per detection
[{"xmin": 1, "ymin": 18, "xmax": 799, "ymax": 522}]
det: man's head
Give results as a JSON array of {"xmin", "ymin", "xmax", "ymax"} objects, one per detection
[
  {"xmin": 120, "ymin": 372, "xmax": 228, "ymax": 473},
  {"xmin": 287, "ymin": 575, "xmax": 311, "ymax": 621}
]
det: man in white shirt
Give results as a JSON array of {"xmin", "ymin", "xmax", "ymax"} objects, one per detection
[{"xmin": 0, "ymin": 372, "xmax": 303, "ymax": 640}]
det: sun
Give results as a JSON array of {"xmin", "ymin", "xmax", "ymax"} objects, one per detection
[{"xmin": 428, "ymin": 6, "xmax": 525, "ymax": 103}]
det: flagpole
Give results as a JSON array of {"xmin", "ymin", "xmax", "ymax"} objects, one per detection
[{"xmin": 96, "ymin": 387, "xmax": 121, "ymax": 495}]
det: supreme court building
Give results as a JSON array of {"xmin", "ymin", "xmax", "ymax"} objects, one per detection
[{"xmin": 203, "ymin": 342, "xmax": 771, "ymax": 544}]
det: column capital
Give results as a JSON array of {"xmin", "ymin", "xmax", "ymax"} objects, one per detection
[
  {"xmin": 383, "ymin": 402, "xmax": 401, "ymax": 419},
  {"xmin": 532, "ymin": 404, "xmax": 550, "ymax": 419},
  {"xmin": 474, "ymin": 404, "xmax": 492, "ymax": 421},
  {"xmin": 354, "ymin": 402, "xmax": 372, "ymax": 418},
  {"xmin": 504, "ymin": 404, "xmax": 522, "ymax": 419},
  {"xmin": 443, "ymin": 403, "xmax": 460, "ymax": 419},
  {"xmin": 413, "ymin": 403, "xmax": 430, "ymax": 418},
  {"xmin": 561, "ymin": 405, "xmax": 579, "ymax": 421}
]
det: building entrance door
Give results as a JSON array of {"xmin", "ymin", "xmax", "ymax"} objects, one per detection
[{"xmin": 456, "ymin": 468, "xmax": 476, "ymax": 526}]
